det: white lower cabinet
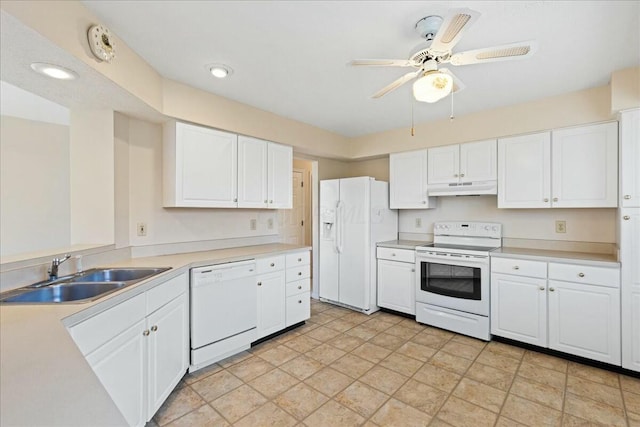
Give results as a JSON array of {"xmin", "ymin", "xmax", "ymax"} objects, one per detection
[
  {"xmin": 69, "ymin": 274, "xmax": 189, "ymax": 426},
  {"xmin": 376, "ymin": 247, "xmax": 416, "ymax": 315},
  {"xmin": 256, "ymin": 271, "xmax": 286, "ymax": 339},
  {"xmin": 491, "ymin": 257, "xmax": 621, "ymax": 365},
  {"xmin": 620, "ymin": 208, "xmax": 640, "ymax": 371}
]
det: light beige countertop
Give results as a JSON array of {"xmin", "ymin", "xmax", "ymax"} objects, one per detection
[
  {"xmin": 377, "ymin": 240, "xmax": 431, "ymax": 250},
  {"xmin": 0, "ymin": 243, "xmax": 310, "ymax": 427},
  {"xmin": 491, "ymin": 247, "xmax": 619, "ymax": 267}
]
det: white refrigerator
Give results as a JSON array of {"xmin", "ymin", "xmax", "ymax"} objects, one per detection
[{"xmin": 319, "ymin": 177, "xmax": 398, "ymax": 314}]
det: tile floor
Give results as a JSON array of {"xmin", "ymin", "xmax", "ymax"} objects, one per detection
[{"xmin": 148, "ymin": 299, "xmax": 640, "ymax": 426}]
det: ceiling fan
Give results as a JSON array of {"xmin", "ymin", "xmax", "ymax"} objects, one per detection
[{"xmin": 351, "ymin": 8, "xmax": 537, "ymax": 103}]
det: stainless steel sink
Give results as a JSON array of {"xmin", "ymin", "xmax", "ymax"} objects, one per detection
[
  {"xmin": 70, "ymin": 267, "xmax": 171, "ymax": 283},
  {"xmin": 1, "ymin": 282, "xmax": 127, "ymax": 303},
  {"xmin": 0, "ymin": 267, "xmax": 172, "ymax": 304}
]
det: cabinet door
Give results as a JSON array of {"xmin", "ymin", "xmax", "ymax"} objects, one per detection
[
  {"xmin": 389, "ymin": 150, "xmax": 433, "ymax": 208},
  {"xmin": 621, "ymin": 209, "xmax": 640, "ymax": 371},
  {"xmin": 173, "ymin": 123, "xmax": 238, "ymax": 207},
  {"xmin": 460, "ymin": 139, "xmax": 497, "ymax": 182},
  {"xmin": 490, "ymin": 273, "xmax": 547, "ymax": 346},
  {"xmin": 620, "ymin": 109, "xmax": 640, "ymax": 207},
  {"xmin": 147, "ymin": 293, "xmax": 189, "ymax": 418},
  {"xmin": 377, "ymin": 260, "xmax": 416, "ymax": 315},
  {"xmin": 428, "ymin": 145, "xmax": 460, "ymax": 185},
  {"xmin": 551, "ymin": 122, "xmax": 618, "ymax": 208},
  {"xmin": 286, "ymin": 292, "xmax": 311, "ymax": 326},
  {"xmin": 267, "ymin": 142, "xmax": 293, "ymax": 209},
  {"xmin": 497, "ymin": 132, "xmax": 551, "ymax": 208},
  {"xmin": 237, "ymin": 136, "xmax": 268, "ymax": 208},
  {"xmin": 548, "ymin": 280, "xmax": 621, "ymax": 364},
  {"xmin": 86, "ymin": 319, "xmax": 147, "ymax": 427},
  {"xmin": 256, "ymin": 272, "xmax": 286, "ymax": 339}
]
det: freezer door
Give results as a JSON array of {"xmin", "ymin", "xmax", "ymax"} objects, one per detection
[
  {"xmin": 338, "ymin": 177, "xmax": 371, "ymax": 310},
  {"xmin": 319, "ymin": 179, "xmax": 340, "ymax": 302}
]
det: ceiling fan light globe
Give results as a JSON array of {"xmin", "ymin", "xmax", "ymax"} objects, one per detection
[{"xmin": 413, "ymin": 71, "xmax": 452, "ymax": 103}]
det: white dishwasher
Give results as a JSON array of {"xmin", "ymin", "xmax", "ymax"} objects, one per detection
[{"xmin": 190, "ymin": 259, "xmax": 256, "ymax": 372}]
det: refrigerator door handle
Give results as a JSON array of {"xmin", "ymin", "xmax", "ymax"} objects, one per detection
[{"xmin": 336, "ymin": 200, "xmax": 343, "ymax": 253}]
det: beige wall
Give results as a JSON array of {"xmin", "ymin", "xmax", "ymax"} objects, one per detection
[
  {"xmin": 611, "ymin": 66, "xmax": 640, "ymax": 112},
  {"xmin": 0, "ymin": 116, "xmax": 70, "ymax": 257},
  {"xmin": 350, "ymin": 86, "xmax": 613, "ymax": 159},
  {"xmin": 69, "ymin": 109, "xmax": 114, "ymax": 245}
]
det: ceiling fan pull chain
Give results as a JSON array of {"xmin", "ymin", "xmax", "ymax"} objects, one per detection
[
  {"xmin": 450, "ymin": 90, "xmax": 455, "ymax": 122},
  {"xmin": 411, "ymin": 99, "xmax": 415, "ymax": 136}
]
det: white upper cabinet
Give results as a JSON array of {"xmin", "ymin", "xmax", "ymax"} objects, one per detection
[
  {"xmin": 238, "ymin": 136, "xmax": 268, "ymax": 208},
  {"xmin": 498, "ymin": 132, "xmax": 551, "ymax": 208},
  {"xmin": 620, "ymin": 109, "xmax": 640, "ymax": 207},
  {"xmin": 164, "ymin": 121, "xmax": 238, "ymax": 208},
  {"xmin": 551, "ymin": 122, "xmax": 618, "ymax": 208},
  {"xmin": 428, "ymin": 139, "xmax": 497, "ymax": 185},
  {"xmin": 389, "ymin": 149, "xmax": 435, "ymax": 208},
  {"xmin": 238, "ymin": 136, "xmax": 292, "ymax": 209},
  {"xmin": 498, "ymin": 122, "xmax": 618, "ymax": 209},
  {"xmin": 267, "ymin": 142, "xmax": 293, "ymax": 209}
]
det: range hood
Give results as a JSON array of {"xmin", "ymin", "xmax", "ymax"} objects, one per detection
[{"xmin": 428, "ymin": 180, "xmax": 497, "ymax": 196}]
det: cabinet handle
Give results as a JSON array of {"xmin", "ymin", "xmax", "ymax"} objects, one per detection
[
  {"xmin": 234, "ymin": 198, "xmax": 237, "ymax": 202},
  {"xmin": 264, "ymin": 199, "xmax": 268, "ymax": 203},
  {"xmin": 411, "ymin": 268, "xmax": 415, "ymax": 272},
  {"xmin": 623, "ymin": 215, "xmax": 631, "ymax": 220},
  {"xmin": 270, "ymin": 263, "xmax": 275, "ymax": 267},
  {"xmin": 270, "ymin": 200, "xmax": 273, "ymax": 203},
  {"xmin": 422, "ymin": 200, "xmax": 427, "ymax": 204},
  {"xmin": 624, "ymin": 195, "xmax": 631, "ymax": 200},
  {"xmin": 298, "ymin": 258, "xmax": 302, "ymax": 262},
  {"xmin": 539, "ymin": 286, "xmax": 545, "ymax": 291},
  {"xmin": 298, "ymin": 300, "xmax": 302, "ymax": 304},
  {"xmin": 258, "ymin": 282, "xmax": 262, "ymax": 286},
  {"xmin": 151, "ymin": 325, "xmax": 158, "ymax": 332},
  {"xmin": 553, "ymin": 197, "xmax": 558, "ymax": 202},
  {"xmin": 298, "ymin": 272, "xmax": 302, "ymax": 276},
  {"xmin": 391, "ymin": 253, "xmax": 396, "ymax": 256},
  {"xmin": 549, "ymin": 287, "xmax": 555, "ymax": 292},
  {"xmin": 460, "ymin": 173, "xmax": 465, "ymax": 178},
  {"xmin": 543, "ymin": 198, "xmax": 549, "ymax": 202},
  {"xmin": 143, "ymin": 330, "xmax": 150, "ymax": 336},
  {"xmin": 298, "ymin": 285, "xmax": 302, "ymax": 289},
  {"xmin": 578, "ymin": 273, "xmax": 585, "ymax": 278},
  {"xmin": 513, "ymin": 266, "xmax": 520, "ymax": 270},
  {"xmin": 454, "ymin": 173, "xmax": 459, "ymax": 177}
]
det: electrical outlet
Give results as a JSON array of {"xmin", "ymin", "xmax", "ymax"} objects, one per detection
[
  {"xmin": 555, "ymin": 220, "xmax": 566, "ymax": 233},
  {"xmin": 415, "ymin": 218, "xmax": 422, "ymax": 228},
  {"xmin": 267, "ymin": 218, "xmax": 274, "ymax": 229},
  {"xmin": 137, "ymin": 222, "xmax": 147, "ymax": 236},
  {"xmin": 250, "ymin": 219, "xmax": 257, "ymax": 230}
]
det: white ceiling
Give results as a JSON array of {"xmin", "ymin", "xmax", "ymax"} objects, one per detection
[{"xmin": 10, "ymin": 2, "xmax": 640, "ymax": 138}]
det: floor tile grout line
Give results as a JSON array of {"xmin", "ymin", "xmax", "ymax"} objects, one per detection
[{"xmin": 492, "ymin": 346, "xmax": 526, "ymax": 427}]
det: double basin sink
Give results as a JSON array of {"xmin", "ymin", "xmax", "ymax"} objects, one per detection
[{"xmin": 0, "ymin": 267, "xmax": 171, "ymax": 304}]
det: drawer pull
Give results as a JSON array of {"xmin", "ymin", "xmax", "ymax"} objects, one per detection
[
  {"xmin": 578, "ymin": 273, "xmax": 585, "ymax": 278},
  {"xmin": 544, "ymin": 198, "xmax": 549, "ymax": 202},
  {"xmin": 298, "ymin": 258, "xmax": 302, "ymax": 262},
  {"xmin": 143, "ymin": 330, "xmax": 150, "ymax": 336},
  {"xmin": 422, "ymin": 200, "xmax": 426, "ymax": 204},
  {"xmin": 298, "ymin": 300, "xmax": 302, "ymax": 304},
  {"xmin": 298, "ymin": 272, "xmax": 302, "ymax": 276},
  {"xmin": 624, "ymin": 195, "xmax": 631, "ymax": 200},
  {"xmin": 513, "ymin": 266, "xmax": 520, "ymax": 270},
  {"xmin": 553, "ymin": 197, "xmax": 558, "ymax": 202},
  {"xmin": 257, "ymin": 282, "xmax": 262, "ymax": 286},
  {"xmin": 151, "ymin": 325, "xmax": 158, "ymax": 332},
  {"xmin": 270, "ymin": 263, "xmax": 275, "ymax": 267},
  {"xmin": 549, "ymin": 287, "xmax": 555, "ymax": 292},
  {"xmin": 624, "ymin": 215, "xmax": 631, "ymax": 220},
  {"xmin": 411, "ymin": 268, "xmax": 415, "ymax": 272},
  {"xmin": 298, "ymin": 285, "xmax": 302, "ymax": 290},
  {"xmin": 392, "ymin": 253, "xmax": 396, "ymax": 256},
  {"xmin": 539, "ymin": 286, "xmax": 545, "ymax": 291}
]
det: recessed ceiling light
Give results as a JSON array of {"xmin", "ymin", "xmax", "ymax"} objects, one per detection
[
  {"xmin": 30, "ymin": 63, "xmax": 78, "ymax": 80},
  {"xmin": 208, "ymin": 64, "xmax": 233, "ymax": 79}
]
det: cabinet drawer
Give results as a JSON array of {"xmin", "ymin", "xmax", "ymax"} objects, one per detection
[
  {"xmin": 256, "ymin": 255, "xmax": 285, "ymax": 273},
  {"xmin": 377, "ymin": 247, "xmax": 415, "ymax": 263},
  {"xmin": 69, "ymin": 293, "xmax": 146, "ymax": 356},
  {"xmin": 146, "ymin": 273, "xmax": 188, "ymax": 315},
  {"xmin": 286, "ymin": 251, "xmax": 310, "ymax": 267},
  {"xmin": 548, "ymin": 263, "xmax": 620, "ymax": 288},
  {"xmin": 286, "ymin": 266, "xmax": 310, "ymax": 283},
  {"xmin": 286, "ymin": 278, "xmax": 310, "ymax": 296},
  {"xmin": 286, "ymin": 292, "xmax": 310, "ymax": 326},
  {"xmin": 491, "ymin": 257, "xmax": 547, "ymax": 278}
]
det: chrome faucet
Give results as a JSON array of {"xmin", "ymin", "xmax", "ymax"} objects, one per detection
[{"xmin": 48, "ymin": 254, "xmax": 71, "ymax": 280}]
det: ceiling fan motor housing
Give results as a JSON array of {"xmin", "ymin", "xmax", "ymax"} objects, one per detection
[{"xmin": 415, "ymin": 15, "xmax": 443, "ymax": 40}]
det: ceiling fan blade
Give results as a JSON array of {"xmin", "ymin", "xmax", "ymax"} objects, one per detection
[
  {"xmin": 372, "ymin": 70, "xmax": 420, "ymax": 98},
  {"xmin": 350, "ymin": 59, "xmax": 413, "ymax": 67},
  {"xmin": 429, "ymin": 8, "xmax": 480, "ymax": 55},
  {"xmin": 439, "ymin": 68, "xmax": 466, "ymax": 93},
  {"xmin": 449, "ymin": 40, "xmax": 538, "ymax": 66}
]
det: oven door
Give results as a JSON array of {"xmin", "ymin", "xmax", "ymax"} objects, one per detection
[{"xmin": 416, "ymin": 252, "xmax": 489, "ymax": 316}]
